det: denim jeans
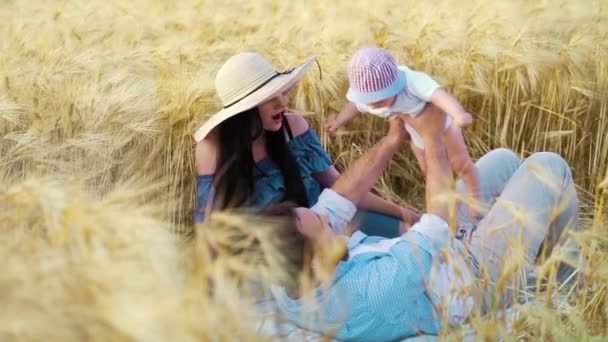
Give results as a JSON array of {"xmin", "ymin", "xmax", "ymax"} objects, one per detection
[{"xmin": 454, "ymin": 148, "xmax": 579, "ymax": 312}]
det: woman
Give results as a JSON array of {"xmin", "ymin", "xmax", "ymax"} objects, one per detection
[{"xmin": 193, "ymin": 52, "xmax": 418, "ymax": 237}]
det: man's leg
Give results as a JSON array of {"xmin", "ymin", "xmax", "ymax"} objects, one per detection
[
  {"xmin": 455, "ymin": 148, "xmax": 522, "ymax": 234},
  {"xmin": 469, "ymin": 152, "xmax": 579, "ymax": 312}
]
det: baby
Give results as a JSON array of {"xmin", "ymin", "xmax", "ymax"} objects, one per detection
[{"xmin": 327, "ymin": 47, "xmax": 481, "ymax": 221}]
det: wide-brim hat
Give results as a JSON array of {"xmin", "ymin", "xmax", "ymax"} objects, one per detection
[{"xmin": 193, "ymin": 53, "xmax": 317, "ymax": 142}]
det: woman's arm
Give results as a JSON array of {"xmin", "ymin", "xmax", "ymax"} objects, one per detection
[
  {"xmin": 194, "ymin": 131, "xmax": 219, "ymax": 223},
  {"xmin": 195, "ymin": 130, "xmax": 219, "ymax": 175},
  {"xmin": 284, "ymin": 113, "xmax": 310, "ymax": 137},
  {"xmin": 312, "ymin": 165, "xmax": 419, "ymax": 224}
]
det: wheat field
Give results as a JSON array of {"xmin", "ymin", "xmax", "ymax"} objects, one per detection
[{"xmin": 0, "ymin": 0, "xmax": 607, "ymax": 340}]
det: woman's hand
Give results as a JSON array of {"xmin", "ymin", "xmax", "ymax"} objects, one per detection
[
  {"xmin": 397, "ymin": 206, "xmax": 420, "ymax": 235},
  {"xmin": 400, "ymin": 206, "xmax": 420, "ymax": 225}
]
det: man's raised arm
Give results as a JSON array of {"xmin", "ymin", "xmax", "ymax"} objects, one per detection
[
  {"xmin": 403, "ymin": 104, "xmax": 453, "ymax": 222},
  {"xmin": 330, "ymin": 118, "xmax": 408, "ymax": 206}
]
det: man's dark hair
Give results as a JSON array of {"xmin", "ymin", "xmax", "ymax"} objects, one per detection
[{"xmin": 257, "ymin": 202, "xmax": 313, "ymax": 292}]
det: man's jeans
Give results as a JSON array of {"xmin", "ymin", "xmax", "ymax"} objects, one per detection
[{"xmin": 454, "ymin": 148, "xmax": 580, "ymax": 312}]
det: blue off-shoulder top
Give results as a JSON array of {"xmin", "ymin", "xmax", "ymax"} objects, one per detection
[{"xmin": 194, "ymin": 127, "xmax": 331, "ymax": 223}]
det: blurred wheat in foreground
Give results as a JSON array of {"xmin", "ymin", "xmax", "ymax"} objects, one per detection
[{"xmin": 0, "ymin": 0, "xmax": 607, "ymax": 340}]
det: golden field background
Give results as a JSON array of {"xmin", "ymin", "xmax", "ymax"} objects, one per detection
[{"xmin": 0, "ymin": 0, "xmax": 607, "ymax": 340}]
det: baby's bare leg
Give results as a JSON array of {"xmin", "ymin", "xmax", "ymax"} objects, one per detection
[
  {"xmin": 444, "ymin": 124, "xmax": 481, "ymax": 217},
  {"xmin": 410, "ymin": 143, "xmax": 426, "ymax": 174}
]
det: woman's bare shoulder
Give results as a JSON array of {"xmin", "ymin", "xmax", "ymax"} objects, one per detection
[
  {"xmin": 195, "ymin": 129, "xmax": 219, "ymax": 175},
  {"xmin": 284, "ymin": 112, "xmax": 311, "ymax": 137}
]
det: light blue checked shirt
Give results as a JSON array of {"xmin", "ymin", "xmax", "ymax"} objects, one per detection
[{"xmin": 271, "ymin": 189, "xmax": 474, "ymax": 341}]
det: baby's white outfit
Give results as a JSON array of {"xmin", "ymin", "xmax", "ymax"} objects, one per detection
[{"xmin": 353, "ymin": 66, "xmax": 451, "ymax": 149}]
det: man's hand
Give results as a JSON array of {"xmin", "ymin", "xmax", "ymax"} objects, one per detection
[
  {"xmin": 386, "ymin": 117, "xmax": 410, "ymax": 146},
  {"xmin": 400, "ymin": 103, "xmax": 446, "ymax": 141},
  {"xmin": 400, "ymin": 206, "xmax": 420, "ymax": 225}
]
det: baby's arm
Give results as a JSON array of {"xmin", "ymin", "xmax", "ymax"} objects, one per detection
[
  {"xmin": 429, "ymin": 88, "xmax": 473, "ymax": 127},
  {"xmin": 326, "ymin": 102, "xmax": 360, "ymax": 134},
  {"xmin": 444, "ymin": 124, "xmax": 481, "ymax": 218}
]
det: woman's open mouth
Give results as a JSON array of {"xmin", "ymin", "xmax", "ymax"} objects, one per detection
[{"xmin": 272, "ymin": 113, "xmax": 283, "ymax": 122}]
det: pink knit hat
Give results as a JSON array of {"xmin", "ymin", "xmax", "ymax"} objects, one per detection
[{"xmin": 346, "ymin": 47, "xmax": 406, "ymax": 104}]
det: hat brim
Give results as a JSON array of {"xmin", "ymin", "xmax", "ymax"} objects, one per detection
[
  {"xmin": 193, "ymin": 56, "xmax": 317, "ymax": 142},
  {"xmin": 346, "ymin": 69, "xmax": 406, "ymax": 105}
]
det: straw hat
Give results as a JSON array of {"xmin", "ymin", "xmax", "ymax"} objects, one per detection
[{"xmin": 193, "ymin": 53, "xmax": 317, "ymax": 142}]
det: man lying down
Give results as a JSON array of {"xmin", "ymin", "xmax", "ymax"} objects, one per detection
[{"xmin": 261, "ymin": 104, "xmax": 580, "ymax": 341}]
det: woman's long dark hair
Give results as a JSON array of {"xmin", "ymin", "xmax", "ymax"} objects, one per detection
[{"xmin": 214, "ymin": 108, "xmax": 309, "ymax": 210}]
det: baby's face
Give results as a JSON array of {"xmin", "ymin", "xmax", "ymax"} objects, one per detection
[{"xmin": 367, "ymin": 96, "xmax": 396, "ymax": 109}]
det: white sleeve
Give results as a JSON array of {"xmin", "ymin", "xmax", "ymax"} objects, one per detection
[
  {"xmin": 406, "ymin": 214, "xmax": 450, "ymax": 256},
  {"xmin": 405, "ymin": 69, "xmax": 441, "ymax": 102},
  {"xmin": 310, "ymin": 189, "xmax": 357, "ymax": 235},
  {"xmin": 351, "ymin": 101, "xmax": 368, "ymax": 113}
]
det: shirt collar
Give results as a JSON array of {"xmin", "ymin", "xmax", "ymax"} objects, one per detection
[{"xmin": 347, "ymin": 231, "xmax": 368, "ymax": 250}]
